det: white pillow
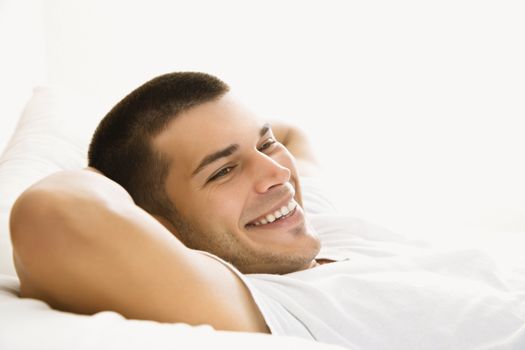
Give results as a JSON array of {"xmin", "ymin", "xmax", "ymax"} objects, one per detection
[{"xmin": 0, "ymin": 86, "xmax": 103, "ymax": 275}]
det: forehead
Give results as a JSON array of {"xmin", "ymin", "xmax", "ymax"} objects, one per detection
[{"xmin": 152, "ymin": 93, "xmax": 264, "ymax": 175}]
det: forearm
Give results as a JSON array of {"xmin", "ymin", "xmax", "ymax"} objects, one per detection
[{"xmin": 274, "ymin": 123, "xmax": 317, "ymax": 161}]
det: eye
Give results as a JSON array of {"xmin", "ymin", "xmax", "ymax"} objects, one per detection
[
  {"xmin": 207, "ymin": 165, "xmax": 236, "ymax": 182},
  {"xmin": 258, "ymin": 138, "xmax": 277, "ymax": 152}
]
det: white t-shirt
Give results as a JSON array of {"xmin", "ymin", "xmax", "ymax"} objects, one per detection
[{"xmin": 202, "ymin": 177, "xmax": 525, "ymax": 350}]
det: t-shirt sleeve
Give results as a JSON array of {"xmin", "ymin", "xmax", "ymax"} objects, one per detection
[{"xmin": 193, "ymin": 250, "xmax": 306, "ymax": 338}]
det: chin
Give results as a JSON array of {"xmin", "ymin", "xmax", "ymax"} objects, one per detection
[
  {"xmin": 235, "ymin": 239, "xmax": 321, "ymax": 275},
  {"xmin": 241, "ymin": 258, "xmax": 314, "ymax": 275}
]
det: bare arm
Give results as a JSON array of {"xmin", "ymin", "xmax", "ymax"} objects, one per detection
[
  {"xmin": 10, "ymin": 169, "xmax": 268, "ymax": 333},
  {"xmin": 271, "ymin": 122, "xmax": 320, "ymax": 176}
]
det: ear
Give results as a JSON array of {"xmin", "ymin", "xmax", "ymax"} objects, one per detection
[{"xmin": 153, "ymin": 214, "xmax": 182, "ymax": 240}]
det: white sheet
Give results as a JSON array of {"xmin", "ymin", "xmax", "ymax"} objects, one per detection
[{"xmin": 0, "ymin": 274, "xmax": 346, "ymax": 350}]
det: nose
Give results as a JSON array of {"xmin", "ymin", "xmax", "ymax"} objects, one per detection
[{"xmin": 252, "ymin": 152, "xmax": 291, "ymax": 194}]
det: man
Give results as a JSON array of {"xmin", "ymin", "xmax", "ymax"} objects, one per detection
[
  {"xmin": 87, "ymin": 71, "xmax": 323, "ymax": 276},
  {"xmin": 10, "ymin": 72, "xmax": 525, "ymax": 349},
  {"xmin": 10, "ymin": 72, "xmax": 324, "ymax": 333}
]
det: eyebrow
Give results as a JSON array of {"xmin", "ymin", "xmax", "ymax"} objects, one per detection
[
  {"xmin": 191, "ymin": 123, "xmax": 272, "ymax": 177},
  {"xmin": 192, "ymin": 144, "xmax": 239, "ymax": 177},
  {"xmin": 260, "ymin": 123, "xmax": 271, "ymax": 137}
]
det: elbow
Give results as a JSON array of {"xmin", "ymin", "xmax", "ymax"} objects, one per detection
[
  {"xmin": 9, "ymin": 185, "xmax": 91, "ymax": 298},
  {"xmin": 10, "ymin": 188, "xmax": 66, "ymax": 281}
]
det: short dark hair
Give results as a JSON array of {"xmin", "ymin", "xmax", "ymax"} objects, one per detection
[{"xmin": 88, "ymin": 72, "xmax": 229, "ymax": 220}]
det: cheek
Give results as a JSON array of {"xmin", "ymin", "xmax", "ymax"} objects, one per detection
[{"xmin": 199, "ymin": 189, "xmax": 246, "ymax": 227}]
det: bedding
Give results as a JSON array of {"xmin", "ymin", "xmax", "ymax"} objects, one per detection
[
  {"xmin": 2, "ymin": 87, "xmax": 525, "ymax": 350},
  {"xmin": 0, "ymin": 87, "xmax": 345, "ymax": 350},
  {"xmin": 0, "ymin": 87, "xmax": 100, "ymax": 275},
  {"xmin": 0, "ymin": 273, "xmax": 346, "ymax": 350}
]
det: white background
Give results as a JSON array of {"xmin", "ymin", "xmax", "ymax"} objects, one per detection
[{"xmin": 1, "ymin": 0, "xmax": 525, "ymax": 240}]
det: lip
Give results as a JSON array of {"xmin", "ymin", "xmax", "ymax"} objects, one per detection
[
  {"xmin": 245, "ymin": 203, "xmax": 303, "ymax": 231},
  {"xmin": 245, "ymin": 194, "xmax": 295, "ymax": 227}
]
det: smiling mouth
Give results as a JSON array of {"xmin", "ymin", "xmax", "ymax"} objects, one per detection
[{"xmin": 246, "ymin": 199, "xmax": 298, "ymax": 228}]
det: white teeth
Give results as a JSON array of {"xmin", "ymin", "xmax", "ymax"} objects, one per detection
[
  {"xmin": 266, "ymin": 214, "xmax": 276, "ymax": 223},
  {"xmin": 250, "ymin": 199, "xmax": 298, "ymax": 227}
]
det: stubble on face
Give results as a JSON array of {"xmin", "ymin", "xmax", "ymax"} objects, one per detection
[
  {"xmin": 153, "ymin": 94, "xmax": 321, "ymax": 274},
  {"xmin": 166, "ymin": 208, "xmax": 319, "ymax": 274}
]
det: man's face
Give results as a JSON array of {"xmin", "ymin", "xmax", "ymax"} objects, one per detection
[{"xmin": 153, "ymin": 93, "xmax": 320, "ymax": 274}]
